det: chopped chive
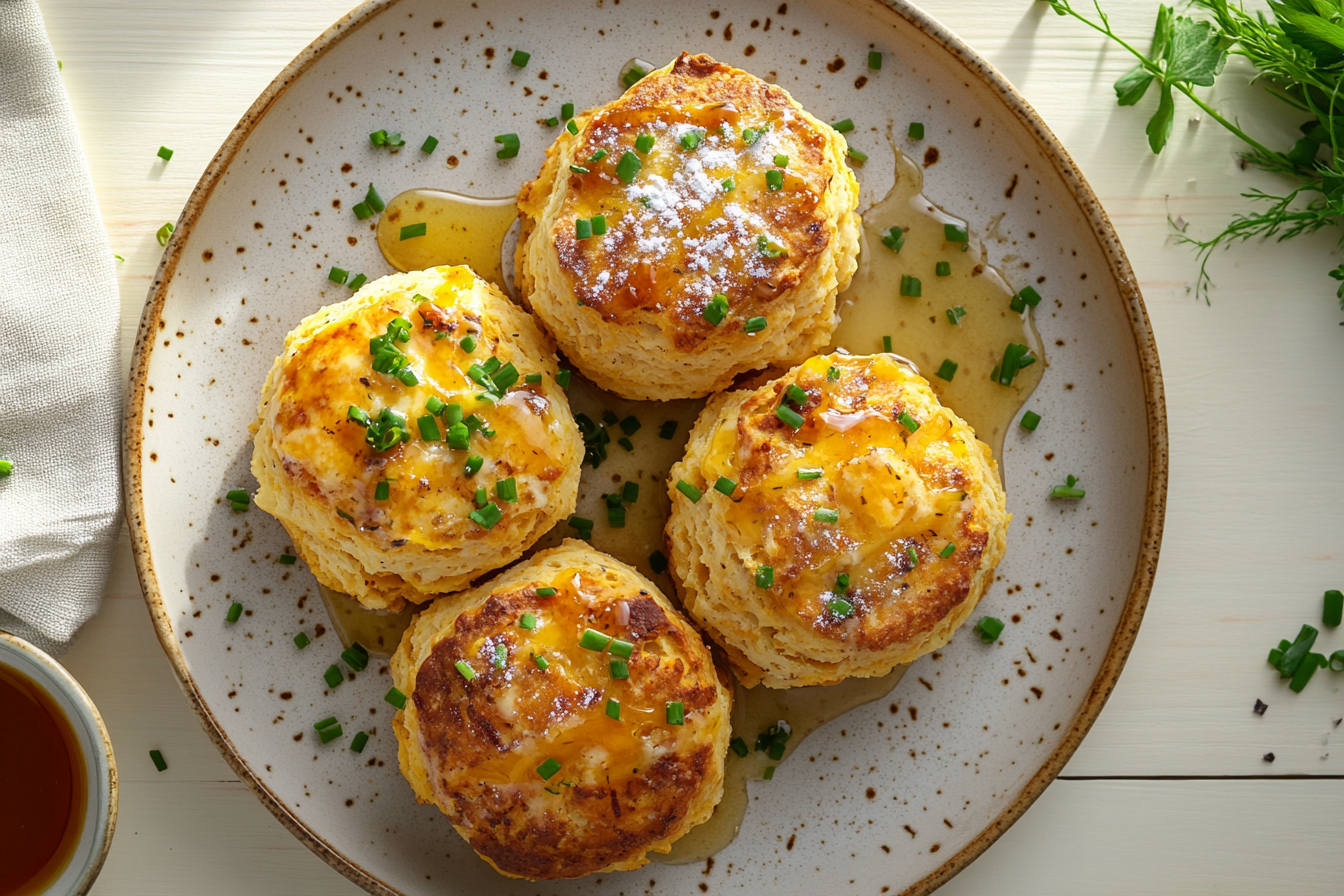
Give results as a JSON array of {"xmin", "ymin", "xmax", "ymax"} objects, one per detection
[
  {"xmin": 908, "ymin": 122, "xmax": 925, "ymax": 140},
  {"xmin": 975, "ymin": 616, "xmax": 1005, "ymax": 642},
  {"xmin": 1292, "ymin": 654, "xmax": 1324, "ymax": 692},
  {"xmin": 1014, "ymin": 286, "xmax": 1043, "ymax": 309},
  {"xmin": 537, "ymin": 757, "xmax": 561, "ymax": 780},
  {"xmin": 494, "ymin": 643, "xmax": 508, "ymax": 668},
  {"xmin": 421, "ymin": 135, "xmax": 439, "ymax": 154},
  {"xmin": 469, "ymin": 502, "xmax": 503, "ymax": 529},
  {"xmin": 766, "ymin": 169, "xmax": 784, "ymax": 191},
  {"xmin": 742, "ymin": 124, "xmax": 769, "ymax": 144},
  {"xmin": 569, "ymin": 164, "xmax": 590, "ymax": 174},
  {"xmin": 561, "ymin": 102, "xmax": 574, "ymax": 120},
  {"xmin": 649, "ymin": 550, "xmax": 669, "ymax": 574},
  {"xmin": 882, "ymin": 335, "xmax": 893, "ymax": 353},
  {"xmin": 293, "ymin": 632, "xmax": 310, "ymax": 649},
  {"xmin": 616, "ymin": 151, "xmax": 642, "ymax": 183},
  {"xmin": 342, "ymin": 643, "xmax": 370, "ymax": 672},
  {"xmin": 149, "ymin": 749, "xmax": 168, "ymax": 772},
  {"xmin": 328, "ymin": 266, "xmax": 349, "ymax": 285},
  {"xmin": 545, "ymin": 117, "xmax": 559, "ymax": 128},
  {"xmin": 555, "ymin": 369, "xmax": 571, "ymax": 390},
  {"xmin": 744, "ymin": 315, "xmax": 768, "ymax": 334},
  {"xmin": 417, "ymin": 414, "xmax": 442, "ymax": 441},
  {"xmin": 618, "ymin": 436, "xmax": 634, "ymax": 452},
  {"xmin": 447, "ymin": 423, "xmax": 470, "ymax": 450},
  {"xmin": 575, "ymin": 217, "xmax": 592, "ymax": 240},
  {"xmin": 635, "ymin": 132, "xmax": 655, "ymax": 153},
  {"xmin": 455, "ymin": 660, "xmax": 476, "ymax": 681},
  {"xmin": 318, "ymin": 723, "xmax": 344, "ymax": 744},
  {"xmin": 618, "ymin": 416, "xmax": 640, "ymax": 437},
  {"xmin": 1325, "ymin": 590, "xmax": 1343, "ymax": 627},
  {"xmin": 580, "ymin": 628, "xmax": 613, "ymax": 651},
  {"xmin": 588, "ymin": 149, "xmax": 608, "ymax": 163},
  {"xmin": 314, "ymin": 716, "xmax": 339, "ymax": 731},
  {"xmin": 535, "ymin": 587, "xmax": 557, "ymax": 598},
  {"xmin": 511, "ymin": 50, "xmax": 530, "ymax": 67},
  {"xmin": 591, "ymin": 214, "xmax": 607, "ymax": 235},
  {"xmin": 525, "ymin": 372, "xmax": 542, "ymax": 385},
  {"xmin": 475, "ymin": 486, "xmax": 487, "ymax": 508},
  {"xmin": 880, "ymin": 226, "xmax": 905, "ymax": 253},
  {"xmin": 827, "ymin": 597, "xmax": 854, "ymax": 617},
  {"xmin": 995, "ymin": 342, "xmax": 1035, "ymax": 386},
  {"xmin": 607, "ymin": 502, "xmax": 626, "ymax": 527},
  {"xmin": 1019, "ymin": 410, "xmax": 1042, "ymax": 431},
  {"xmin": 348, "ymin": 273, "xmax": 367, "ymax": 290},
  {"xmin": 935, "ymin": 359, "xmax": 958, "ymax": 381},
  {"xmin": 226, "ymin": 488, "xmax": 249, "ymax": 502},
  {"xmin": 797, "ymin": 468, "xmax": 822, "ymax": 480},
  {"xmin": 756, "ymin": 566, "xmax": 774, "ymax": 589},
  {"xmin": 763, "ymin": 765, "xmax": 776, "ymax": 780},
  {"xmin": 827, "ymin": 366, "xmax": 841, "ymax": 381},
  {"xmin": 666, "ymin": 701, "xmax": 685, "ymax": 725},
  {"xmin": 1050, "ymin": 474, "xmax": 1085, "ymax": 500},
  {"xmin": 225, "ymin": 602, "xmax": 243, "ymax": 623},
  {"xmin": 721, "ymin": 177, "xmax": 735, "ymax": 192},
  {"xmin": 156, "ymin": 222, "xmax": 174, "ymax": 245},
  {"xmin": 679, "ymin": 128, "xmax": 704, "ymax": 151},
  {"xmin": 940, "ymin": 543, "xmax": 956, "ymax": 558},
  {"xmin": 831, "ymin": 119, "xmax": 855, "ymax": 133},
  {"xmin": 324, "ymin": 665, "xmax": 343, "ymax": 688},
  {"xmin": 621, "ymin": 482, "xmax": 640, "ymax": 506},
  {"xmin": 494, "ymin": 132, "xmax": 520, "ymax": 159},
  {"xmin": 714, "ymin": 476, "xmax": 737, "ymax": 496},
  {"xmin": 396, "ymin": 368, "xmax": 419, "ymax": 387},
  {"xmin": 496, "ymin": 477, "xmax": 518, "ymax": 503},
  {"xmin": 610, "ymin": 659, "xmax": 630, "ymax": 679},
  {"xmin": 900, "ymin": 274, "xmax": 922, "ymax": 297},
  {"xmin": 157, "ymin": 145, "xmax": 174, "ymax": 161},
  {"xmin": 868, "ymin": 50, "xmax": 883, "ymax": 70},
  {"xmin": 658, "ymin": 421, "xmax": 677, "ymax": 440},
  {"xmin": 776, "ymin": 404, "xmax": 805, "ymax": 429},
  {"xmin": 786, "ymin": 383, "xmax": 808, "ymax": 406},
  {"xmin": 426, "ymin": 396, "xmax": 447, "ymax": 416},
  {"xmin": 534, "ymin": 654, "xmax": 550, "ymax": 670},
  {"xmin": 906, "ymin": 547, "xmax": 919, "ymax": 568},
  {"xmin": 774, "ymin": 153, "xmax": 790, "ymax": 168},
  {"xmin": 1331, "ymin": 651, "xmax": 1344, "ymax": 673},
  {"xmin": 936, "ymin": 261, "xmax": 952, "ymax": 277},
  {"xmin": 568, "ymin": 515, "xmax": 594, "ymax": 538},
  {"xmin": 350, "ymin": 731, "xmax": 370, "ymax": 753},
  {"xmin": 944, "ymin": 222, "xmax": 969, "ymax": 243},
  {"xmin": 676, "ymin": 480, "xmax": 703, "ymax": 503},
  {"xmin": 365, "ymin": 184, "xmax": 386, "ymax": 212},
  {"xmin": 399, "ymin": 222, "xmax": 427, "ymax": 240},
  {"xmin": 946, "ymin": 305, "xmax": 967, "ymax": 325},
  {"xmin": 384, "ymin": 687, "xmax": 407, "ymax": 710},
  {"xmin": 730, "ymin": 737, "xmax": 750, "ymax": 757},
  {"xmin": 606, "ymin": 698, "xmax": 621, "ymax": 720},
  {"xmin": 610, "ymin": 639, "xmax": 635, "ymax": 659},
  {"xmin": 846, "ymin": 146, "xmax": 868, "ymax": 163},
  {"xmin": 273, "ymin": 552, "xmax": 294, "ymax": 566},
  {"xmin": 814, "ymin": 507, "xmax": 839, "ymax": 523},
  {"xmin": 703, "ymin": 293, "xmax": 730, "ymax": 325}
]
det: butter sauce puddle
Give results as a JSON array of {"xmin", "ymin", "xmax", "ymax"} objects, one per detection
[{"xmin": 319, "ymin": 142, "xmax": 1040, "ymax": 860}]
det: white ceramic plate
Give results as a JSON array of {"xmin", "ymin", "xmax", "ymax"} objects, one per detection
[{"xmin": 125, "ymin": 1, "xmax": 1166, "ymax": 893}]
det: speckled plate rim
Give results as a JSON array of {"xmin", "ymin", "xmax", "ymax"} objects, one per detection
[{"xmin": 122, "ymin": 2, "xmax": 1168, "ymax": 894}]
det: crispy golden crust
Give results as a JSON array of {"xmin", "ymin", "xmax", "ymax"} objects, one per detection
[
  {"xmin": 666, "ymin": 353, "xmax": 1009, "ymax": 687},
  {"xmin": 516, "ymin": 52, "xmax": 860, "ymax": 400},
  {"xmin": 250, "ymin": 266, "xmax": 582, "ymax": 610},
  {"xmin": 391, "ymin": 541, "xmax": 732, "ymax": 880}
]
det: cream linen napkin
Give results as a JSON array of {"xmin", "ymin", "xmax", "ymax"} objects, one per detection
[{"xmin": 0, "ymin": 0, "xmax": 121, "ymax": 653}]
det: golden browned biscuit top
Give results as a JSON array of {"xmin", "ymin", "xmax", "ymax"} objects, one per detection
[
  {"xmin": 687, "ymin": 354, "xmax": 993, "ymax": 650},
  {"xmin": 549, "ymin": 53, "xmax": 833, "ymax": 348},
  {"xmin": 265, "ymin": 267, "xmax": 570, "ymax": 551},
  {"xmin": 411, "ymin": 564, "xmax": 722, "ymax": 878}
]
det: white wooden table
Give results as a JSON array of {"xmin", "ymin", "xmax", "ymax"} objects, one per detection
[{"xmin": 39, "ymin": 0, "xmax": 1344, "ymax": 892}]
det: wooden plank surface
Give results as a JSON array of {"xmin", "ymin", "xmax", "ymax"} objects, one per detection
[{"xmin": 29, "ymin": 0, "xmax": 1344, "ymax": 891}]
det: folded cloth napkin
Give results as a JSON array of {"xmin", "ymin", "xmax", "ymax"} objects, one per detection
[{"xmin": 0, "ymin": 0, "xmax": 121, "ymax": 654}]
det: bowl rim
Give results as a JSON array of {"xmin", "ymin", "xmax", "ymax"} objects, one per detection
[
  {"xmin": 120, "ymin": 1, "xmax": 1169, "ymax": 894},
  {"xmin": 0, "ymin": 631, "xmax": 119, "ymax": 896}
]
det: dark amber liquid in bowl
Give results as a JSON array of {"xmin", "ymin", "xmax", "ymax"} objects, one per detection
[{"xmin": 0, "ymin": 663, "xmax": 87, "ymax": 896}]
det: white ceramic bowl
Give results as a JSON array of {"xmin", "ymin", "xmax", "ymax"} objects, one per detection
[{"xmin": 0, "ymin": 632, "xmax": 117, "ymax": 896}]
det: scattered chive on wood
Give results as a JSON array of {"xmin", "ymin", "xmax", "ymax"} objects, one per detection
[
  {"xmin": 156, "ymin": 222, "xmax": 174, "ymax": 246},
  {"xmin": 149, "ymin": 750, "xmax": 168, "ymax": 772},
  {"xmin": 1324, "ymin": 590, "xmax": 1343, "ymax": 627},
  {"xmin": 157, "ymin": 145, "xmax": 174, "ymax": 161}
]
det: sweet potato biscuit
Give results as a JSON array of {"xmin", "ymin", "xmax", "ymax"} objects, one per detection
[
  {"xmin": 666, "ymin": 353, "xmax": 1009, "ymax": 688},
  {"xmin": 516, "ymin": 52, "xmax": 860, "ymax": 400},
  {"xmin": 391, "ymin": 540, "xmax": 732, "ymax": 879}
]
